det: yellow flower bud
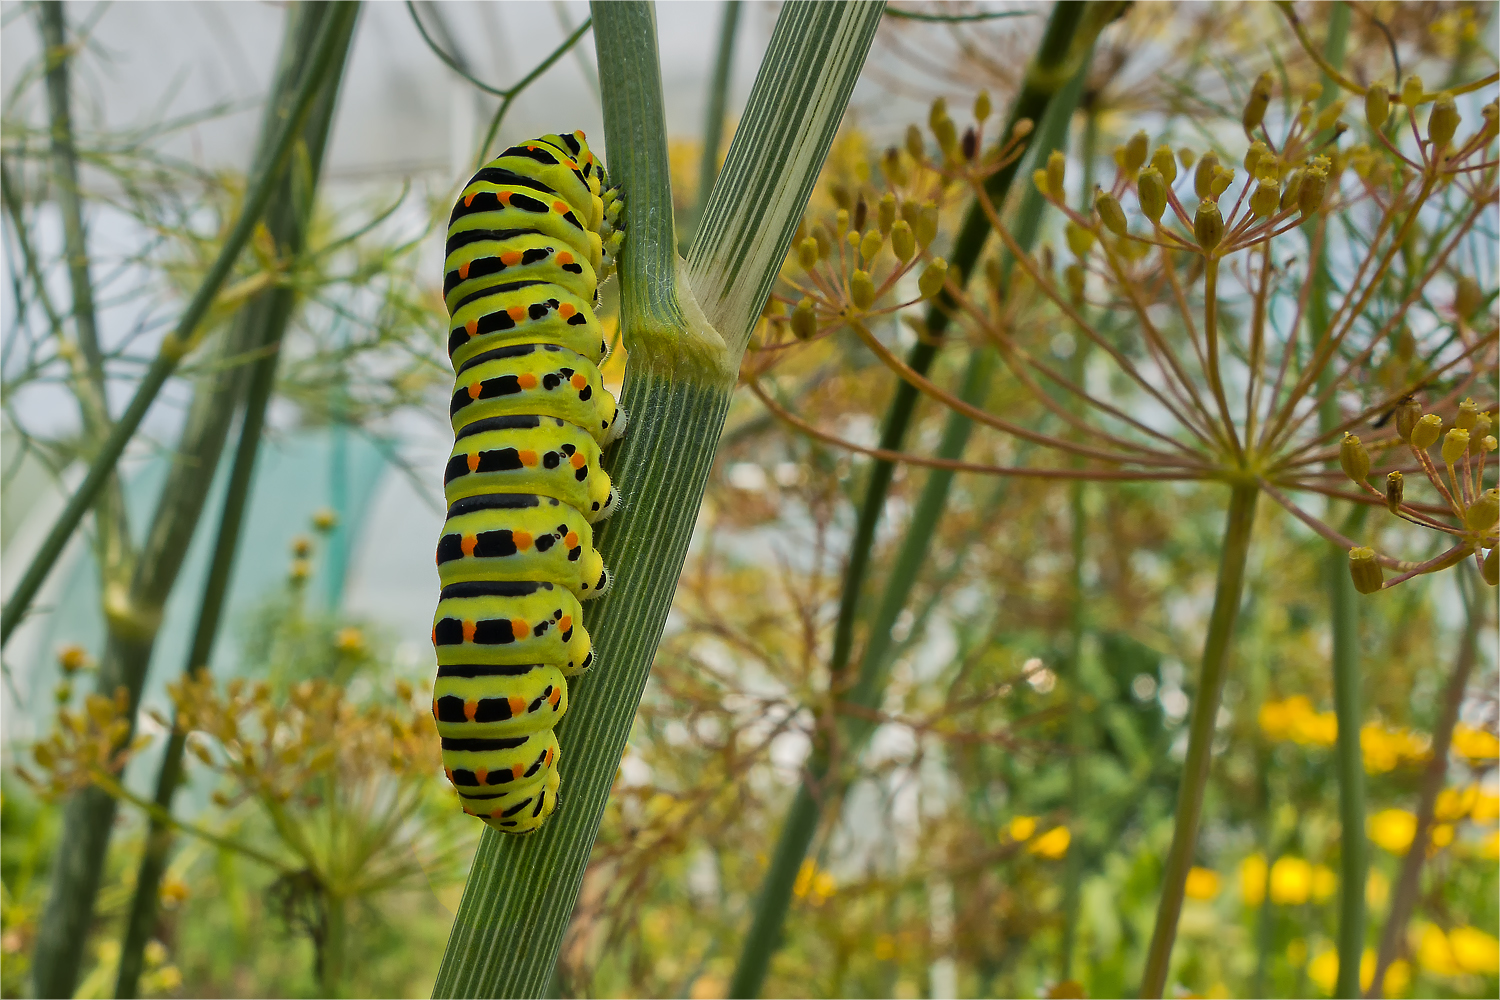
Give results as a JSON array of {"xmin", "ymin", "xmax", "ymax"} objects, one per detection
[
  {"xmin": 1064, "ymin": 263, "xmax": 1085, "ymax": 302},
  {"xmin": 891, "ymin": 220, "xmax": 916, "ymax": 262},
  {"xmin": 846, "ymin": 229, "xmax": 860, "ymax": 249},
  {"xmin": 1366, "ymin": 83, "xmax": 1390, "ymax": 130},
  {"xmin": 878, "ymin": 193, "xmax": 896, "ymax": 235},
  {"xmin": 1209, "ymin": 165, "xmax": 1235, "ymax": 199},
  {"xmin": 1341, "ymin": 433, "xmax": 1371, "ymax": 485},
  {"xmin": 1137, "ymin": 167, "xmax": 1167, "ymax": 223},
  {"xmin": 1385, "ymin": 471, "xmax": 1404, "ymax": 512},
  {"xmin": 1244, "ymin": 71, "xmax": 1274, "ymax": 131},
  {"xmin": 830, "ymin": 183, "xmax": 852, "ymax": 211},
  {"xmin": 1151, "ymin": 145, "xmax": 1178, "ymax": 186},
  {"xmin": 1280, "ymin": 169, "xmax": 1304, "ymax": 211},
  {"xmin": 974, "ymin": 89, "xmax": 992, "ymax": 123},
  {"xmin": 1244, "ymin": 140, "xmax": 1269, "ymax": 176},
  {"xmin": 1178, "ymin": 147, "xmax": 1196, "ymax": 170},
  {"xmin": 835, "ymin": 208, "xmax": 849, "ymax": 236},
  {"xmin": 1316, "ymin": 100, "xmax": 1345, "ymax": 134},
  {"xmin": 1033, "ymin": 168, "xmax": 1050, "ymax": 196},
  {"xmin": 1066, "ymin": 221, "xmax": 1096, "ymax": 258},
  {"xmin": 1442, "ymin": 427, "xmax": 1470, "ymax": 465},
  {"xmin": 933, "ymin": 116, "xmax": 959, "ymax": 159},
  {"xmin": 1124, "ymin": 130, "xmax": 1149, "ymax": 176},
  {"xmin": 1395, "ymin": 398, "xmax": 1422, "ymax": 441},
  {"xmin": 850, "ymin": 269, "xmax": 876, "ymax": 310},
  {"xmin": 1096, "ymin": 190, "xmax": 1127, "ymax": 236},
  {"xmin": 928, "ymin": 96, "xmax": 948, "ymax": 132},
  {"xmin": 1401, "ymin": 75, "xmax": 1424, "ymax": 108},
  {"xmin": 1194, "ymin": 198, "xmax": 1223, "ymax": 250},
  {"xmin": 1457, "ymin": 398, "xmax": 1480, "ymax": 431},
  {"xmin": 1193, "ymin": 151, "xmax": 1220, "ymax": 199},
  {"xmin": 1411, "ymin": 413, "xmax": 1442, "ymax": 450},
  {"xmin": 1484, "ymin": 547, "xmax": 1497, "ymax": 586},
  {"xmin": 1047, "ymin": 149, "xmax": 1067, "ymax": 200},
  {"xmin": 882, "ymin": 147, "xmax": 909, "ymax": 187},
  {"xmin": 1250, "ymin": 178, "xmax": 1280, "ymax": 217},
  {"xmin": 918, "ymin": 258, "xmax": 948, "ymax": 300},
  {"xmin": 791, "ymin": 299, "xmax": 817, "ymax": 340},
  {"xmin": 813, "ymin": 225, "xmax": 832, "ymax": 262},
  {"xmin": 915, "ymin": 202, "xmax": 939, "ymax": 248},
  {"xmin": 1466, "ymin": 489, "xmax": 1500, "ymax": 533},
  {"xmin": 1428, "ymin": 91, "xmax": 1460, "ymax": 150},
  {"xmin": 798, "ymin": 237, "xmax": 819, "ymax": 270},
  {"xmin": 1349, "ymin": 547, "xmax": 1384, "ymax": 595},
  {"xmin": 906, "ymin": 123, "xmax": 925, "ymax": 162},
  {"xmin": 1480, "ymin": 102, "xmax": 1498, "ymax": 146},
  {"xmin": 860, "ymin": 229, "xmax": 883, "ymax": 263},
  {"xmin": 1298, "ymin": 167, "xmax": 1328, "ymax": 215}
]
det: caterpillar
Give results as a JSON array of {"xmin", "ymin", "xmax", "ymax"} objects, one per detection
[{"xmin": 431, "ymin": 131, "xmax": 624, "ymax": 834}]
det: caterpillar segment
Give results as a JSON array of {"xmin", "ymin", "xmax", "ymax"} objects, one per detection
[{"xmin": 432, "ymin": 130, "xmax": 623, "ymax": 835}]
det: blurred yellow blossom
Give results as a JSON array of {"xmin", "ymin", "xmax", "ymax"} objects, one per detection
[
  {"xmin": 1366, "ymin": 869, "xmax": 1389, "ymax": 910},
  {"xmin": 1240, "ymin": 853, "xmax": 1268, "ymax": 906},
  {"xmin": 1259, "ymin": 696, "xmax": 1337, "ymax": 746},
  {"xmin": 1311, "ymin": 864, "xmax": 1337, "ymax": 902},
  {"xmin": 1384, "ymin": 960, "xmax": 1411, "ymax": 996},
  {"xmin": 1007, "ymin": 815, "xmax": 1038, "ymax": 842},
  {"xmin": 1184, "ymin": 867, "xmax": 1220, "ymax": 900},
  {"xmin": 1453, "ymin": 724, "xmax": 1500, "ymax": 763},
  {"xmin": 1270, "ymin": 856, "xmax": 1312, "ymax": 905},
  {"xmin": 1482, "ymin": 830, "xmax": 1500, "ymax": 860},
  {"xmin": 1362, "ymin": 724, "xmax": 1431, "ymax": 773},
  {"xmin": 1448, "ymin": 926, "xmax": 1500, "ymax": 974},
  {"xmin": 873, "ymin": 935, "xmax": 896, "ymax": 961},
  {"xmin": 334, "ymin": 627, "xmax": 365, "ymax": 655},
  {"xmin": 1472, "ymin": 791, "xmax": 1500, "ymax": 824},
  {"xmin": 1369, "ymin": 809, "xmax": 1418, "ymax": 855},
  {"xmin": 1430, "ymin": 824, "xmax": 1455, "ymax": 851},
  {"xmin": 1436, "ymin": 785, "xmax": 1480, "ymax": 821},
  {"xmin": 1028, "ymin": 826, "xmax": 1070, "ymax": 859},
  {"xmin": 792, "ymin": 859, "xmax": 835, "ymax": 905},
  {"xmin": 1416, "ymin": 923, "xmax": 1460, "ymax": 975},
  {"xmin": 1309, "ymin": 948, "xmax": 1390, "ymax": 995}
]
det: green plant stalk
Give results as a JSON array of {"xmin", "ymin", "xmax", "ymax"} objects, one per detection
[
  {"xmin": 112, "ymin": 5, "xmax": 355, "ymax": 992},
  {"xmin": 430, "ymin": 4, "xmax": 882, "ymax": 996},
  {"xmin": 0, "ymin": 4, "xmax": 351, "ymax": 651},
  {"xmin": 726, "ymin": 23, "xmax": 1100, "ymax": 994},
  {"xmin": 1139, "ymin": 484, "xmax": 1259, "ymax": 999},
  {"xmin": 1368, "ymin": 567, "xmax": 1482, "ymax": 997},
  {"xmin": 27, "ymin": 9, "xmax": 359, "ymax": 998},
  {"xmin": 683, "ymin": 0, "xmax": 741, "ymax": 252},
  {"xmin": 323, "ymin": 893, "xmax": 348, "ymax": 998}
]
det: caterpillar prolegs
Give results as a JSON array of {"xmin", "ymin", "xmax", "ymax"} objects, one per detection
[{"xmin": 432, "ymin": 131, "xmax": 624, "ymax": 834}]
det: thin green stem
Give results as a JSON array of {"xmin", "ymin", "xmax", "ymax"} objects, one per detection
[
  {"xmin": 683, "ymin": 0, "xmax": 741, "ymax": 252},
  {"xmin": 0, "ymin": 4, "xmax": 354, "ymax": 650},
  {"xmin": 1140, "ymin": 483, "xmax": 1259, "ymax": 998}
]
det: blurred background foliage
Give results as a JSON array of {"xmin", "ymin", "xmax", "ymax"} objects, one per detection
[{"xmin": 2, "ymin": 1, "xmax": 1497, "ymax": 998}]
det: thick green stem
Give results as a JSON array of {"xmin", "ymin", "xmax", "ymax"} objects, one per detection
[
  {"xmin": 322, "ymin": 893, "xmax": 348, "ymax": 998},
  {"xmin": 0, "ymin": 3, "xmax": 352, "ymax": 650},
  {"xmin": 726, "ymin": 10, "xmax": 1105, "ymax": 992},
  {"xmin": 112, "ymin": 6, "xmax": 353, "ymax": 994},
  {"xmin": 26, "ymin": 9, "xmax": 359, "ymax": 998},
  {"xmin": 683, "ymin": 0, "xmax": 741, "ymax": 252},
  {"xmin": 1368, "ymin": 568, "xmax": 1482, "ymax": 997},
  {"xmin": 1140, "ymin": 484, "xmax": 1259, "ymax": 998},
  {"xmin": 430, "ymin": 4, "xmax": 881, "ymax": 996}
]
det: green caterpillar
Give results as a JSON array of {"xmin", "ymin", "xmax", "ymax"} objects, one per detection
[{"xmin": 431, "ymin": 131, "xmax": 623, "ymax": 834}]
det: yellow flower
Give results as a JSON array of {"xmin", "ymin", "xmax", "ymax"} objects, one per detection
[
  {"xmin": 1240, "ymin": 853, "xmax": 1268, "ymax": 906},
  {"xmin": 1472, "ymin": 791, "xmax": 1500, "ymax": 824},
  {"xmin": 1259, "ymin": 699, "xmax": 1294, "ymax": 741},
  {"xmin": 1307, "ymin": 948, "xmax": 1339, "ymax": 993},
  {"xmin": 1448, "ymin": 926, "xmax": 1500, "ymax": 974},
  {"xmin": 1429, "ymin": 824, "xmax": 1454, "ymax": 851},
  {"xmin": 1384, "ymin": 959, "xmax": 1411, "ymax": 996},
  {"xmin": 812, "ymin": 871, "xmax": 836, "ymax": 901},
  {"xmin": 1366, "ymin": 870, "xmax": 1390, "ymax": 910},
  {"xmin": 1482, "ymin": 830, "xmax": 1500, "ymax": 860},
  {"xmin": 1028, "ymin": 826, "xmax": 1071, "ymax": 859},
  {"xmin": 1270, "ymin": 856, "xmax": 1312, "ymax": 905},
  {"xmin": 1368, "ymin": 810, "xmax": 1417, "ymax": 855},
  {"xmin": 1415, "ymin": 923, "xmax": 1460, "ymax": 976},
  {"xmin": 1008, "ymin": 816, "xmax": 1038, "ymax": 842},
  {"xmin": 1435, "ymin": 785, "xmax": 1479, "ymax": 821},
  {"xmin": 1184, "ymin": 867, "xmax": 1221, "ymax": 900},
  {"xmin": 1454, "ymin": 724, "xmax": 1500, "ymax": 763},
  {"xmin": 334, "ymin": 626, "xmax": 365, "ymax": 655},
  {"xmin": 792, "ymin": 858, "xmax": 816, "ymax": 899},
  {"xmin": 1311, "ymin": 865, "xmax": 1337, "ymax": 902}
]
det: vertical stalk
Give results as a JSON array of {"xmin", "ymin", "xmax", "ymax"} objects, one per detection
[
  {"xmin": 726, "ymin": 13, "xmax": 1105, "ymax": 990},
  {"xmin": 683, "ymin": 0, "xmax": 741, "ymax": 251},
  {"xmin": 112, "ymin": 7, "xmax": 356, "ymax": 994},
  {"xmin": 322, "ymin": 893, "xmax": 348, "ymax": 998},
  {"xmin": 1368, "ymin": 568, "xmax": 1482, "ymax": 997},
  {"xmin": 26, "ymin": 10, "xmax": 359, "ymax": 998},
  {"xmin": 1139, "ymin": 483, "xmax": 1259, "ymax": 998}
]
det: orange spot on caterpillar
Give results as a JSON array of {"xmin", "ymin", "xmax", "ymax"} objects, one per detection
[
  {"xmin": 518, "ymin": 450, "xmax": 538, "ymax": 467},
  {"xmin": 509, "ymin": 696, "xmax": 526, "ymax": 718},
  {"xmin": 553, "ymin": 200, "xmax": 568, "ymax": 214},
  {"xmin": 498, "ymin": 191, "xmax": 512, "ymax": 206},
  {"xmin": 458, "ymin": 261, "xmax": 470, "ymax": 279},
  {"xmin": 462, "ymin": 620, "xmax": 476, "ymax": 643},
  {"xmin": 512, "ymin": 531, "xmax": 533, "ymax": 550},
  {"xmin": 545, "ymin": 745, "xmax": 555, "ymax": 766},
  {"xmin": 570, "ymin": 373, "xmax": 587, "ymax": 389},
  {"xmin": 444, "ymin": 767, "xmax": 453, "ymax": 782},
  {"xmin": 510, "ymin": 618, "xmax": 529, "ymax": 640},
  {"xmin": 556, "ymin": 251, "xmax": 574, "ymax": 265},
  {"xmin": 501, "ymin": 250, "xmax": 522, "ymax": 266},
  {"xmin": 508, "ymin": 306, "xmax": 526, "ymax": 323},
  {"xmin": 464, "ymin": 700, "xmax": 478, "ymax": 721},
  {"xmin": 464, "ymin": 193, "xmax": 475, "ymax": 208},
  {"xmin": 563, "ymin": 532, "xmax": 578, "ymax": 548},
  {"xmin": 461, "ymin": 534, "xmax": 477, "ymax": 557},
  {"xmin": 559, "ymin": 304, "xmax": 577, "ymax": 319},
  {"xmin": 569, "ymin": 453, "xmax": 587, "ymax": 469},
  {"xmin": 475, "ymin": 767, "xmax": 488, "ymax": 785},
  {"xmin": 467, "ymin": 382, "xmax": 483, "ymax": 399},
  {"xmin": 518, "ymin": 373, "xmax": 538, "ymax": 389},
  {"xmin": 548, "ymin": 688, "xmax": 561, "ymax": 708},
  {"xmin": 467, "ymin": 453, "xmax": 480, "ymax": 472},
  {"xmin": 511, "ymin": 763, "xmax": 525, "ymax": 780},
  {"xmin": 431, "ymin": 627, "xmax": 437, "ymax": 646},
  {"xmin": 465, "ymin": 319, "xmax": 478, "ymax": 336},
  {"xmin": 434, "ymin": 701, "xmax": 440, "ymax": 721},
  {"xmin": 558, "ymin": 615, "xmax": 573, "ymax": 634}
]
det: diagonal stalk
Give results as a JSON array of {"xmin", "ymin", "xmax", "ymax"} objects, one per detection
[
  {"xmin": 726, "ymin": 9, "xmax": 1109, "ymax": 993},
  {"xmin": 430, "ymin": 4, "xmax": 882, "ymax": 996},
  {"xmin": 112, "ymin": 5, "xmax": 355, "ymax": 994},
  {"xmin": 1139, "ymin": 483, "xmax": 1259, "ymax": 998},
  {"xmin": 682, "ymin": 0, "xmax": 742, "ymax": 252}
]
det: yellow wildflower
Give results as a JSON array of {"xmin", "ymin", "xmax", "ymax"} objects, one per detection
[
  {"xmin": 1270, "ymin": 857, "xmax": 1311, "ymax": 905},
  {"xmin": 1471, "ymin": 790, "xmax": 1499, "ymax": 824},
  {"xmin": 1453, "ymin": 724, "xmax": 1500, "ymax": 763},
  {"xmin": 1368, "ymin": 809, "xmax": 1418, "ymax": 855},
  {"xmin": 1029, "ymin": 826, "xmax": 1071, "ymax": 859},
  {"xmin": 1240, "ymin": 853, "xmax": 1268, "ymax": 906},
  {"xmin": 1366, "ymin": 869, "xmax": 1390, "ymax": 910},
  {"xmin": 1435, "ymin": 785, "xmax": 1479, "ymax": 821},
  {"xmin": 1415, "ymin": 923, "xmax": 1460, "ymax": 975},
  {"xmin": 1481, "ymin": 830, "xmax": 1500, "ymax": 860},
  {"xmin": 1308, "ymin": 948, "xmax": 1384, "ymax": 993},
  {"xmin": 1008, "ymin": 815, "xmax": 1037, "ymax": 842},
  {"xmin": 1429, "ymin": 824, "xmax": 1454, "ymax": 851},
  {"xmin": 1448, "ymin": 926, "xmax": 1500, "ymax": 974},
  {"xmin": 1311, "ymin": 865, "xmax": 1337, "ymax": 902},
  {"xmin": 1184, "ymin": 866, "xmax": 1220, "ymax": 900}
]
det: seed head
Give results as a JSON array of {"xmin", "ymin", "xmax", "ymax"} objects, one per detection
[
  {"xmin": 1457, "ymin": 398, "xmax": 1480, "ymax": 431},
  {"xmin": 853, "ymin": 198, "xmax": 868, "ymax": 233},
  {"xmin": 1315, "ymin": 100, "xmax": 1345, "ymax": 134},
  {"xmin": 1066, "ymin": 222, "xmax": 1096, "ymax": 259},
  {"xmin": 1095, "ymin": 190, "xmax": 1127, "ymax": 236},
  {"xmin": 974, "ymin": 89, "xmax": 992, "ymax": 123},
  {"xmin": 882, "ymin": 147, "xmax": 909, "ymax": 187},
  {"xmin": 1194, "ymin": 150, "xmax": 1221, "ymax": 200},
  {"xmin": 1178, "ymin": 147, "xmax": 1197, "ymax": 170},
  {"xmin": 1137, "ymin": 167, "xmax": 1167, "ymax": 222},
  {"xmin": 891, "ymin": 220, "xmax": 916, "ymax": 262},
  {"xmin": 1194, "ymin": 198, "xmax": 1223, "ymax": 250},
  {"xmin": 1366, "ymin": 83, "xmax": 1390, "ymax": 130},
  {"xmin": 1298, "ymin": 164, "xmax": 1329, "ymax": 216},
  {"xmin": 906, "ymin": 124, "xmax": 925, "ymax": 162},
  {"xmin": 860, "ymin": 229, "xmax": 883, "ymax": 263},
  {"xmin": 850, "ymin": 269, "xmax": 876, "ymax": 310},
  {"xmin": 1480, "ymin": 102, "xmax": 1498, "ymax": 146},
  {"xmin": 961, "ymin": 127, "xmax": 978, "ymax": 163},
  {"xmin": 918, "ymin": 258, "xmax": 948, "ymax": 300},
  {"xmin": 1244, "ymin": 141, "xmax": 1269, "ymax": 176},
  {"xmin": 1466, "ymin": 489, "xmax": 1500, "ymax": 533},
  {"xmin": 1401, "ymin": 75, "xmax": 1425, "ymax": 108},
  {"xmin": 1429, "ymin": 92, "xmax": 1460, "ymax": 150},
  {"xmin": 1151, "ymin": 145, "xmax": 1178, "ymax": 185},
  {"xmin": 878, "ymin": 193, "xmax": 896, "ymax": 235},
  {"xmin": 1123, "ymin": 131, "xmax": 1149, "ymax": 176},
  {"xmin": 1411, "ymin": 413, "xmax": 1443, "ymax": 450},
  {"xmin": 915, "ymin": 202, "xmax": 939, "ymax": 248},
  {"xmin": 1442, "ymin": 427, "xmax": 1470, "ymax": 465},
  {"xmin": 1209, "ymin": 165, "xmax": 1235, "ymax": 200},
  {"xmin": 1485, "ymin": 548, "xmax": 1498, "ymax": 587},
  {"xmin": 798, "ymin": 237, "xmax": 819, "ymax": 270},
  {"xmin": 1046, "ymin": 149, "xmax": 1067, "ymax": 200},
  {"xmin": 1349, "ymin": 547, "xmax": 1384, "ymax": 594},
  {"xmin": 835, "ymin": 208, "xmax": 850, "ymax": 236},
  {"xmin": 1395, "ymin": 398, "xmax": 1423, "ymax": 441},
  {"xmin": 1280, "ymin": 169, "xmax": 1304, "ymax": 211},
  {"xmin": 1385, "ymin": 471, "xmax": 1404, "ymax": 512},
  {"xmin": 1340, "ymin": 433, "xmax": 1370, "ymax": 485},
  {"xmin": 1065, "ymin": 264, "xmax": 1085, "ymax": 302},
  {"xmin": 791, "ymin": 299, "xmax": 817, "ymax": 340},
  {"xmin": 1243, "ymin": 71, "xmax": 1275, "ymax": 132},
  {"xmin": 1250, "ymin": 178, "xmax": 1280, "ymax": 217}
]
